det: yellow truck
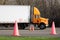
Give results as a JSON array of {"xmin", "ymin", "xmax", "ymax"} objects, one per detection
[
  {"xmin": 0, "ymin": 5, "xmax": 48, "ymax": 30},
  {"xmin": 31, "ymin": 7, "xmax": 48, "ymax": 29}
]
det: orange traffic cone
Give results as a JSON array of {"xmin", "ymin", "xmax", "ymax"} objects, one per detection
[
  {"xmin": 51, "ymin": 21, "xmax": 57, "ymax": 35},
  {"xmin": 29, "ymin": 25, "xmax": 34, "ymax": 31},
  {"xmin": 13, "ymin": 21, "xmax": 20, "ymax": 36}
]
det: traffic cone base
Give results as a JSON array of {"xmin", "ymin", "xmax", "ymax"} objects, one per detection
[
  {"xmin": 51, "ymin": 21, "xmax": 57, "ymax": 35},
  {"xmin": 12, "ymin": 34, "xmax": 20, "ymax": 36}
]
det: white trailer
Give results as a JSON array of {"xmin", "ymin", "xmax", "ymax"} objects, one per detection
[
  {"xmin": 0, "ymin": 5, "xmax": 30, "ymax": 23},
  {"xmin": 0, "ymin": 5, "xmax": 30, "ymax": 29}
]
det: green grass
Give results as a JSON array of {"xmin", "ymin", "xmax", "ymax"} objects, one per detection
[{"xmin": 0, "ymin": 36, "xmax": 60, "ymax": 40}]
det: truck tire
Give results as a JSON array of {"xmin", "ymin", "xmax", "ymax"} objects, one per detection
[
  {"xmin": 18, "ymin": 24, "xmax": 25, "ymax": 29},
  {"xmin": 38, "ymin": 23, "xmax": 46, "ymax": 30}
]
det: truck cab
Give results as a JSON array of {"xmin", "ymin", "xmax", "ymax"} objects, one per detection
[{"xmin": 32, "ymin": 7, "xmax": 48, "ymax": 29}]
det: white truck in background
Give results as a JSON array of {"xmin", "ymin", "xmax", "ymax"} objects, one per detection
[{"xmin": 0, "ymin": 5, "xmax": 48, "ymax": 30}]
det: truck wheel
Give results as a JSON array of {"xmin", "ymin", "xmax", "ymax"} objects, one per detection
[
  {"xmin": 38, "ymin": 23, "xmax": 46, "ymax": 30},
  {"xmin": 18, "ymin": 24, "xmax": 25, "ymax": 29}
]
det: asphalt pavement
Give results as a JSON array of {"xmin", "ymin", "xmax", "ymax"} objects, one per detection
[{"xmin": 0, "ymin": 28, "xmax": 60, "ymax": 37}]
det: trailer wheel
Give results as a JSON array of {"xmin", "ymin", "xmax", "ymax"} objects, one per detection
[
  {"xmin": 38, "ymin": 23, "xmax": 46, "ymax": 30},
  {"xmin": 18, "ymin": 24, "xmax": 25, "ymax": 29},
  {"xmin": 18, "ymin": 25, "xmax": 25, "ymax": 29}
]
